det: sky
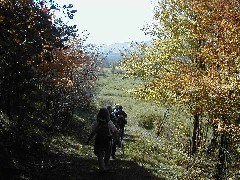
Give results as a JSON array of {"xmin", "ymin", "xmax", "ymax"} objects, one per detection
[{"xmin": 54, "ymin": 0, "xmax": 155, "ymax": 45}]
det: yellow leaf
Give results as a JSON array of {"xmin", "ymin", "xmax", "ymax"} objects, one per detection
[{"xmin": 0, "ymin": 16, "xmax": 5, "ymax": 21}]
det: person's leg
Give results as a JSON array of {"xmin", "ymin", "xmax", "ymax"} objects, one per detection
[
  {"xmin": 94, "ymin": 148, "xmax": 105, "ymax": 171},
  {"xmin": 111, "ymin": 142, "xmax": 117, "ymax": 159},
  {"xmin": 120, "ymin": 127, "xmax": 124, "ymax": 140},
  {"xmin": 111, "ymin": 134, "xmax": 117, "ymax": 158},
  {"xmin": 98, "ymin": 155, "xmax": 105, "ymax": 171},
  {"xmin": 104, "ymin": 140, "xmax": 112, "ymax": 166}
]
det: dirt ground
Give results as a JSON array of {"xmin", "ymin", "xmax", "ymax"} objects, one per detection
[{"xmin": 1, "ymin": 130, "xmax": 162, "ymax": 180}]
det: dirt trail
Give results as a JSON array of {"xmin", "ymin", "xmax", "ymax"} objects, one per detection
[
  {"xmin": 36, "ymin": 129, "xmax": 160, "ymax": 180},
  {"xmin": 1, "ymin": 128, "xmax": 161, "ymax": 180}
]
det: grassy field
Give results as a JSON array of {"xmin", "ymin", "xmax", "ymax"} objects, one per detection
[
  {"xmin": 5, "ymin": 67, "xmax": 210, "ymax": 180},
  {"xmin": 92, "ymin": 68, "xmax": 192, "ymax": 179},
  {"xmin": 5, "ymin": 67, "xmax": 205, "ymax": 180},
  {"xmin": 31, "ymin": 67, "xmax": 237, "ymax": 180}
]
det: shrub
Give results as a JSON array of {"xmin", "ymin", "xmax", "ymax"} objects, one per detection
[
  {"xmin": 138, "ymin": 113, "xmax": 162, "ymax": 130},
  {"xmin": 0, "ymin": 112, "xmax": 11, "ymax": 135}
]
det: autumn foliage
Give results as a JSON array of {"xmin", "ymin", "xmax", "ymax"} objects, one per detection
[
  {"xmin": 0, "ymin": 1, "xmax": 103, "ymax": 178},
  {"xmin": 122, "ymin": 0, "xmax": 240, "ymax": 178}
]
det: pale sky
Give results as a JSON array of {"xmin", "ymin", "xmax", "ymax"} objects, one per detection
[{"xmin": 54, "ymin": 0, "xmax": 155, "ymax": 45}]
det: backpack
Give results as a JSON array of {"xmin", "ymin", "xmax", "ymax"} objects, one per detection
[
  {"xmin": 117, "ymin": 114, "xmax": 127, "ymax": 128},
  {"xmin": 95, "ymin": 120, "xmax": 112, "ymax": 148}
]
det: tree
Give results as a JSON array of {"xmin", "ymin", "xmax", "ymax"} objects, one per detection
[
  {"xmin": 121, "ymin": 0, "xmax": 240, "ymax": 178},
  {"xmin": 0, "ymin": 0, "xmax": 80, "ymax": 128},
  {"xmin": 0, "ymin": 1, "xmax": 104, "ymax": 178},
  {"xmin": 38, "ymin": 37, "xmax": 103, "ymax": 131},
  {"xmin": 184, "ymin": 1, "xmax": 240, "ymax": 178},
  {"xmin": 0, "ymin": 0, "xmax": 57, "ymax": 128}
]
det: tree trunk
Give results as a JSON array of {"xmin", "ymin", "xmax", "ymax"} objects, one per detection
[
  {"xmin": 215, "ymin": 132, "xmax": 229, "ymax": 180},
  {"xmin": 191, "ymin": 114, "xmax": 200, "ymax": 155},
  {"xmin": 207, "ymin": 128, "xmax": 218, "ymax": 155}
]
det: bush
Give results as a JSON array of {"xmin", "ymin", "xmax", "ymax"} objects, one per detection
[
  {"xmin": 138, "ymin": 113, "xmax": 162, "ymax": 130},
  {"xmin": 0, "ymin": 112, "xmax": 11, "ymax": 135}
]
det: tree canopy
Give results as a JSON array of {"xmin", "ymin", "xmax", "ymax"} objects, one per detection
[
  {"xmin": 0, "ymin": 0, "xmax": 103, "ymax": 148},
  {"xmin": 121, "ymin": 0, "xmax": 240, "ymax": 178}
]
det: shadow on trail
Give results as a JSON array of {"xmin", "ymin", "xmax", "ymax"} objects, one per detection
[
  {"xmin": 0, "ymin": 153, "xmax": 159, "ymax": 180},
  {"xmin": 1, "ymin": 146, "xmax": 162, "ymax": 180},
  {"xmin": 34, "ymin": 154, "xmax": 161, "ymax": 180},
  {"xmin": 101, "ymin": 158, "xmax": 163, "ymax": 180},
  {"xmin": 0, "ymin": 125, "xmax": 162, "ymax": 180}
]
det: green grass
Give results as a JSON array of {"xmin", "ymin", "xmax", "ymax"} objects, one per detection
[
  {"xmin": 30, "ymin": 67, "xmax": 215, "ymax": 180},
  {"xmin": 95, "ymin": 68, "xmax": 239, "ymax": 179},
  {"xmin": 25, "ymin": 67, "xmax": 214, "ymax": 180},
  {"xmin": 94, "ymin": 68, "xmax": 192, "ymax": 179},
  {"xmin": 2, "ymin": 68, "xmax": 234, "ymax": 180}
]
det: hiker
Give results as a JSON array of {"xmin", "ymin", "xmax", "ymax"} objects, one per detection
[
  {"xmin": 113, "ymin": 104, "xmax": 120, "ymax": 116},
  {"xmin": 107, "ymin": 105, "xmax": 120, "ymax": 159},
  {"xmin": 107, "ymin": 105, "xmax": 118, "ymax": 127},
  {"xmin": 86, "ymin": 108, "xmax": 118, "ymax": 173},
  {"xmin": 115, "ymin": 105, "xmax": 127, "ymax": 140}
]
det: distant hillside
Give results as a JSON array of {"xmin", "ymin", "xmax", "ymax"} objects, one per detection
[
  {"xmin": 100, "ymin": 42, "xmax": 133, "ymax": 52},
  {"xmin": 100, "ymin": 41, "xmax": 151, "ymax": 67},
  {"xmin": 99, "ymin": 42, "xmax": 130, "ymax": 67}
]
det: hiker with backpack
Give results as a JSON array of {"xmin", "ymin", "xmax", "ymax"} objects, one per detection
[
  {"xmin": 86, "ymin": 108, "xmax": 119, "ymax": 173},
  {"xmin": 113, "ymin": 104, "xmax": 120, "ymax": 115},
  {"xmin": 107, "ymin": 105, "xmax": 118, "ymax": 128},
  {"xmin": 107, "ymin": 105, "xmax": 121, "ymax": 159},
  {"xmin": 115, "ymin": 105, "xmax": 127, "ymax": 141}
]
